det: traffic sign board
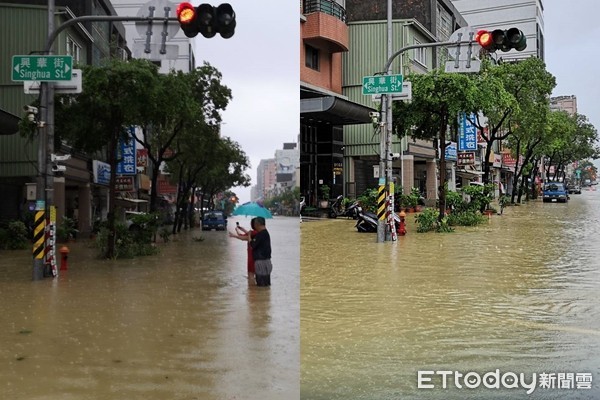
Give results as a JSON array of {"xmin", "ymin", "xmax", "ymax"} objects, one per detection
[
  {"xmin": 371, "ymin": 82, "xmax": 412, "ymax": 102},
  {"xmin": 12, "ymin": 55, "xmax": 73, "ymax": 82},
  {"xmin": 447, "ymin": 27, "xmax": 481, "ymax": 60},
  {"xmin": 362, "ymin": 74, "xmax": 403, "ymax": 95}
]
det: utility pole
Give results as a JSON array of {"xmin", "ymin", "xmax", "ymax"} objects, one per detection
[
  {"xmin": 384, "ymin": 0, "xmax": 394, "ymax": 241},
  {"xmin": 377, "ymin": 0, "xmax": 393, "ymax": 243}
]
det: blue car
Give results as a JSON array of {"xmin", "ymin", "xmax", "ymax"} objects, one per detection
[
  {"xmin": 542, "ymin": 182, "xmax": 569, "ymax": 203},
  {"xmin": 202, "ymin": 210, "xmax": 227, "ymax": 231}
]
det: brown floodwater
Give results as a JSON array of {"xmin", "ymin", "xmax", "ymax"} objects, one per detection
[
  {"xmin": 301, "ymin": 189, "xmax": 600, "ymax": 399},
  {"xmin": 0, "ymin": 216, "xmax": 299, "ymax": 400}
]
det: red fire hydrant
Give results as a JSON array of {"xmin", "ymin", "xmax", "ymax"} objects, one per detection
[
  {"xmin": 59, "ymin": 246, "xmax": 70, "ymax": 271},
  {"xmin": 398, "ymin": 210, "xmax": 407, "ymax": 236}
]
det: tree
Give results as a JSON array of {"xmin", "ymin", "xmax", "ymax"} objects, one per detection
[
  {"xmin": 56, "ymin": 59, "xmax": 160, "ymax": 258},
  {"xmin": 136, "ymin": 63, "xmax": 232, "ymax": 213},
  {"xmin": 393, "ymin": 69, "xmax": 478, "ymax": 221}
]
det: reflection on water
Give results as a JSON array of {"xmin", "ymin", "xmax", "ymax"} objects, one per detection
[
  {"xmin": 301, "ymin": 192, "xmax": 600, "ymax": 399},
  {"xmin": 0, "ymin": 217, "xmax": 299, "ymax": 400}
]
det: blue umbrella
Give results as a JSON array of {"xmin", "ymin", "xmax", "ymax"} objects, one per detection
[{"xmin": 232, "ymin": 202, "xmax": 273, "ymax": 219}]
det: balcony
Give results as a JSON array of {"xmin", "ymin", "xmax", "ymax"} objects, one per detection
[
  {"xmin": 303, "ymin": 0, "xmax": 346, "ymax": 22},
  {"xmin": 302, "ymin": 0, "xmax": 348, "ymax": 53}
]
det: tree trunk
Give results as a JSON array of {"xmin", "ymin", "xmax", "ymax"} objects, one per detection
[
  {"xmin": 482, "ymin": 133, "xmax": 493, "ymax": 185},
  {"xmin": 106, "ymin": 132, "xmax": 118, "ymax": 259},
  {"xmin": 438, "ymin": 119, "xmax": 447, "ymax": 222}
]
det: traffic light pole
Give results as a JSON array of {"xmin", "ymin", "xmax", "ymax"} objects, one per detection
[
  {"xmin": 376, "ymin": 39, "xmax": 475, "ymax": 243},
  {"xmin": 33, "ymin": 12, "xmax": 178, "ymax": 280}
]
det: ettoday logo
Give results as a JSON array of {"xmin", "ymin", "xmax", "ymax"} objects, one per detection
[
  {"xmin": 418, "ymin": 370, "xmax": 593, "ymax": 394},
  {"xmin": 418, "ymin": 370, "xmax": 537, "ymax": 394}
]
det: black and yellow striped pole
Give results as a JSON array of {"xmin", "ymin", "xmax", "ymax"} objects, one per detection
[
  {"xmin": 377, "ymin": 182, "xmax": 386, "ymax": 242},
  {"xmin": 32, "ymin": 210, "xmax": 46, "ymax": 261}
]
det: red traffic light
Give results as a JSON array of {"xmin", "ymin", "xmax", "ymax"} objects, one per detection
[
  {"xmin": 177, "ymin": 2, "xmax": 198, "ymax": 37},
  {"xmin": 475, "ymin": 30, "xmax": 494, "ymax": 50},
  {"xmin": 177, "ymin": 2, "xmax": 195, "ymax": 24},
  {"xmin": 475, "ymin": 28, "xmax": 527, "ymax": 53}
]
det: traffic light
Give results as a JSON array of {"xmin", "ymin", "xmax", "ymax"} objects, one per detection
[
  {"xmin": 176, "ymin": 2, "xmax": 198, "ymax": 38},
  {"xmin": 176, "ymin": 3, "xmax": 236, "ymax": 39},
  {"xmin": 475, "ymin": 28, "xmax": 527, "ymax": 52}
]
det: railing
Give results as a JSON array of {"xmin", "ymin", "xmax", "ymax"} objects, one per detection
[{"xmin": 303, "ymin": 0, "xmax": 346, "ymax": 23}]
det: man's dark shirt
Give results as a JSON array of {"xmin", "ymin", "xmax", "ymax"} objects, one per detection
[{"xmin": 250, "ymin": 229, "xmax": 271, "ymax": 260}]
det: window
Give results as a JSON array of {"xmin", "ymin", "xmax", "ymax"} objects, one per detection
[
  {"xmin": 437, "ymin": 5, "xmax": 452, "ymax": 40},
  {"xmin": 66, "ymin": 36, "xmax": 82, "ymax": 64},
  {"xmin": 305, "ymin": 45, "xmax": 319, "ymax": 71},
  {"xmin": 413, "ymin": 39, "xmax": 427, "ymax": 66}
]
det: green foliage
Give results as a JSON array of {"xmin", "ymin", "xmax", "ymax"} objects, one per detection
[
  {"xmin": 447, "ymin": 211, "xmax": 486, "ymax": 227},
  {"xmin": 0, "ymin": 221, "xmax": 29, "ymax": 250},
  {"xmin": 415, "ymin": 208, "xmax": 439, "ymax": 233},
  {"xmin": 128, "ymin": 212, "xmax": 159, "ymax": 244},
  {"xmin": 461, "ymin": 184, "xmax": 495, "ymax": 212},
  {"xmin": 445, "ymin": 190, "xmax": 464, "ymax": 211},
  {"xmin": 95, "ymin": 223, "xmax": 159, "ymax": 259},
  {"xmin": 393, "ymin": 70, "xmax": 479, "ymax": 140},
  {"xmin": 263, "ymin": 187, "xmax": 301, "ymax": 213},
  {"xmin": 320, "ymin": 184, "xmax": 330, "ymax": 200},
  {"xmin": 437, "ymin": 216, "xmax": 454, "ymax": 233},
  {"xmin": 56, "ymin": 216, "xmax": 78, "ymax": 242},
  {"xmin": 398, "ymin": 194, "xmax": 412, "ymax": 209},
  {"xmin": 357, "ymin": 188, "xmax": 378, "ymax": 214}
]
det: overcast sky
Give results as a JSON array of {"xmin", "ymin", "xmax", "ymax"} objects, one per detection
[
  {"xmin": 544, "ymin": 0, "xmax": 600, "ymax": 168},
  {"xmin": 191, "ymin": 0, "xmax": 299, "ymax": 203}
]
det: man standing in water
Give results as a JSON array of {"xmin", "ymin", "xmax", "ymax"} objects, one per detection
[{"xmin": 248, "ymin": 217, "xmax": 272, "ymax": 287}]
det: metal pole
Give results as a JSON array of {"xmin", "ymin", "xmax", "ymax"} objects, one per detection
[
  {"xmin": 46, "ymin": 0, "xmax": 56, "ymax": 277},
  {"xmin": 385, "ymin": 0, "xmax": 394, "ymax": 241},
  {"xmin": 377, "ymin": 0, "xmax": 393, "ymax": 243}
]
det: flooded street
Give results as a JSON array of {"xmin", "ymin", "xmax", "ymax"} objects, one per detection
[
  {"xmin": 301, "ymin": 190, "xmax": 600, "ymax": 399},
  {"xmin": 0, "ymin": 217, "xmax": 299, "ymax": 400}
]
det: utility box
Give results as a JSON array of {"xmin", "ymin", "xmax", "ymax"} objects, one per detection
[{"xmin": 26, "ymin": 183, "xmax": 36, "ymax": 200}]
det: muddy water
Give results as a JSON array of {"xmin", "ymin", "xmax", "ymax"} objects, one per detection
[
  {"xmin": 301, "ymin": 191, "xmax": 600, "ymax": 399},
  {"xmin": 0, "ymin": 217, "xmax": 299, "ymax": 400}
]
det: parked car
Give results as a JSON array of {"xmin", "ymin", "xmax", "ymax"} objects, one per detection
[
  {"xmin": 202, "ymin": 210, "xmax": 227, "ymax": 231},
  {"xmin": 568, "ymin": 185, "xmax": 582, "ymax": 194},
  {"xmin": 542, "ymin": 182, "xmax": 569, "ymax": 203}
]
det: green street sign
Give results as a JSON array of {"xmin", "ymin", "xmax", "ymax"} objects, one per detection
[
  {"xmin": 362, "ymin": 74, "xmax": 403, "ymax": 95},
  {"xmin": 12, "ymin": 55, "xmax": 73, "ymax": 82}
]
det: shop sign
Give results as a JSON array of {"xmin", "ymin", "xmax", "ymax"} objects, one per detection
[
  {"xmin": 457, "ymin": 152, "xmax": 475, "ymax": 166},
  {"xmin": 116, "ymin": 126, "xmax": 136, "ymax": 175},
  {"xmin": 137, "ymin": 149, "xmax": 148, "ymax": 167},
  {"xmin": 93, "ymin": 160, "xmax": 111, "ymax": 186},
  {"xmin": 458, "ymin": 113, "xmax": 477, "ymax": 151},
  {"xmin": 115, "ymin": 176, "xmax": 135, "ymax": 192}
]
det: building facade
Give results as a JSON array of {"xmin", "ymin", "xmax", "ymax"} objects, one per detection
[
  {"xmin": 342, "ymin": 0, "xmax": 467, "ymax": 201},
  {"xmin": 450, "ymin": 0, "xmax": 545, "ymax": 60},
  {"xmin": 550, "ymin": 95, "xmax": 577, "ymax": 116},
  {"xmin": 274, "ymin": 143, "xmax": 300, "ymax": 195},
  {"xmin": 256, "ymin": 158, "xmax": 277, "ymax": 201},
  {"xmin": 0, "ymin": 0, "xmax": 129, "ymax": 234},
  {"xmin": 300, "ymin": 0, "xmax": 374, "ymax": 207}
]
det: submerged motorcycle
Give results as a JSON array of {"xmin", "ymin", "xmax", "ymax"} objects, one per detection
[
  {"xmin": 355, "ymin": 205, "xmax": 401, "ymax": 233},
  {"xmin": 329, "ymin": 195, "xmax": 360, "ymax": 219}
]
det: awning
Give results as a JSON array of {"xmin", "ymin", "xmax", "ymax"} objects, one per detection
[
  {"xmin": 456, "ymin": 167, "xmax": 484, "ymax": 178},
  {"xmin": 301, "ymin": 96, "xmax": 374, "ymax": 125},
  {"xmin": 0, "ymin": 108, "xmax": 20, "ymax": 135}
]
